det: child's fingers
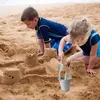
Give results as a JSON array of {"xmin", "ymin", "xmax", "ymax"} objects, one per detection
[
  {"xmin": 57, "ymin": 56, "xmax": 60, "ymax": 61},
  {"xmin": 60, "ymin": 56, "xmax": 63, "ymax": 63},
  {"xmin": 37, "ymin": 52, "xmax": 43, "ymax": 56},
  {"xmin": 58, "ymin": 52, "xmax": 64, "ymax": 63},
  {"xmin": 66, "ymin": 66, "xmax": 70, "ymax": 72},
  {"xmin": 86, "ymin": 69, "xmax": 96, "ymax": 76},
  {"xmin": 58, "ymin": 56, "xmax": 62, "ymax": 63}
]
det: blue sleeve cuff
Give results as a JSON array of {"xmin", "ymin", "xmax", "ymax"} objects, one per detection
[
  {"xmin": 44, "ymin": 40, "xmax": 50, "ymax": 44},
  {"xmin": 91, "ymin": 34, "xmax": 100, "ymax": 45}
]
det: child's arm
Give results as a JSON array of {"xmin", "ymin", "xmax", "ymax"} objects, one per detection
[
  {"xmin": 37, "ymin": 39, "xmax": 44, "ymax": 56},
  {"xmin": 58, "ymin": 35, "xmax": 71, "ymax": 62},
  {"xmin": 86, "ymin": 43, "xmax": 98, "ymax": 74},
  {"xmin": 45, "ymin": 43, "xmax": 51, "ymax": 48}
]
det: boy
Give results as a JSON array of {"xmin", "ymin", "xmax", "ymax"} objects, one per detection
[{"xmin": 21, "ymin": 7, "xmax": 72, "ymax": 56}]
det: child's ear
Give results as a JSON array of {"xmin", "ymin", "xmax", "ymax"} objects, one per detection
[{"xmin": 34, "ymin": 18, "xmax": 38, "ymax": 22}]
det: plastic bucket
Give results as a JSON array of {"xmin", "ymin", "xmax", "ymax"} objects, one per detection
[{"xmin": 60, "ymin": 77, "xmax": 71, "ymax": 92}]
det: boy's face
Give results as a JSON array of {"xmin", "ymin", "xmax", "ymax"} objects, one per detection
[{"xmin": 23, "ymin": 18, "xmax": 38, "ymax": 29}]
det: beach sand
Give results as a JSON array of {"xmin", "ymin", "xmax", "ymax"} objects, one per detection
[{"xmin": 0, "ymin": 3, "xmax": 100, "ymax": 100}]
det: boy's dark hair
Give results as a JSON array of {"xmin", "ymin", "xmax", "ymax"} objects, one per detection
[{"xmin": 21, "ymin": 7, "xmax": 39, "ymax": 21}]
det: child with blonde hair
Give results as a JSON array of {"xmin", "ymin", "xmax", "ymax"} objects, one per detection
[{"xmin": 58, "ymin": 18, "xmax": 100, "ymax": 75}]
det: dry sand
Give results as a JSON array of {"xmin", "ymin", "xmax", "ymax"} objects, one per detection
[{"xmin": 0, "ymin": 3, "xmax": 100, "ymax": 100}]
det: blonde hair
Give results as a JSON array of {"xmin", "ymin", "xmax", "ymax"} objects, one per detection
[{"xmin": 69, "ymin": 18, "xmax": 92, "ymax": 41}]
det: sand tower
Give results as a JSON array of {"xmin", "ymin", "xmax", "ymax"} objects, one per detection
[{"xmin": 24, "ymin": 53, "xmax": 38, "ymax": 67}]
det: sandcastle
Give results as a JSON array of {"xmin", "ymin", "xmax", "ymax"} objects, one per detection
[
  {"xmin": 45, "ymin": 58, "xmax": 59, "ymax": 74},
  {"xmin": 39, "ymin": 48, "xmax": 57, "ymax": 63},
  {"xmin": 44, "ymin": 48, "xmax": 57, "ymax": 58},
  {"xmin": 1, "ymin": 68, "xmax": 21, "ymax": 84},
  {"xmin": 24, "ymin": 53, "xmax": 38, "ymax": 67}
]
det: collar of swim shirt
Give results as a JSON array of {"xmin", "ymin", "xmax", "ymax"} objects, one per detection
[{"xmin": 35, "ymin": 17, "xmax": 41, "ymax": 30}]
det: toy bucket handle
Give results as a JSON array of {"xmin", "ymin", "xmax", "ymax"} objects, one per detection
[{"xmin": 58, "ymin": 63, "xmax": 63, "ymax": 80}]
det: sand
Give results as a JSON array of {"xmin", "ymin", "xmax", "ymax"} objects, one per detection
[{"xmin": 0, "ymin": 3, "xmax": 100, "ymax": 100}]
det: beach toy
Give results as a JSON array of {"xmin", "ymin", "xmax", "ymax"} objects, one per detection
[
  {"xmin": 58, "ymin": 63, "xmax": 64, "ymax": 80},
  {"xmin": 60, "ymin": 73, "xmax": 71, "ymax": 92},
  {"xmin": 58, "ymin": 65, "xmax": 72, "ymax": 92}
]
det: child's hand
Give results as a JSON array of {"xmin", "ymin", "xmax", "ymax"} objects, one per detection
[
  {"xmin": 58, "ymin": 50, "xmax": 64, "ymax": 63},
  {"xmin": 86, "ymin": 69, "xmax": 96, "ymax": 75},
  {"xmin": 37, "ymin": 50, "xmax": 44, "ymax": 56}
]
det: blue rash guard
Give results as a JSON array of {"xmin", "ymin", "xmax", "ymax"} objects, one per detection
[
  {"xmin": 80, "ymin": 30, "xmax": 100, "ymax": 57},
  {"xmin": 35, "ymin": 17, "xmax": 72, "ymax": 52}
]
